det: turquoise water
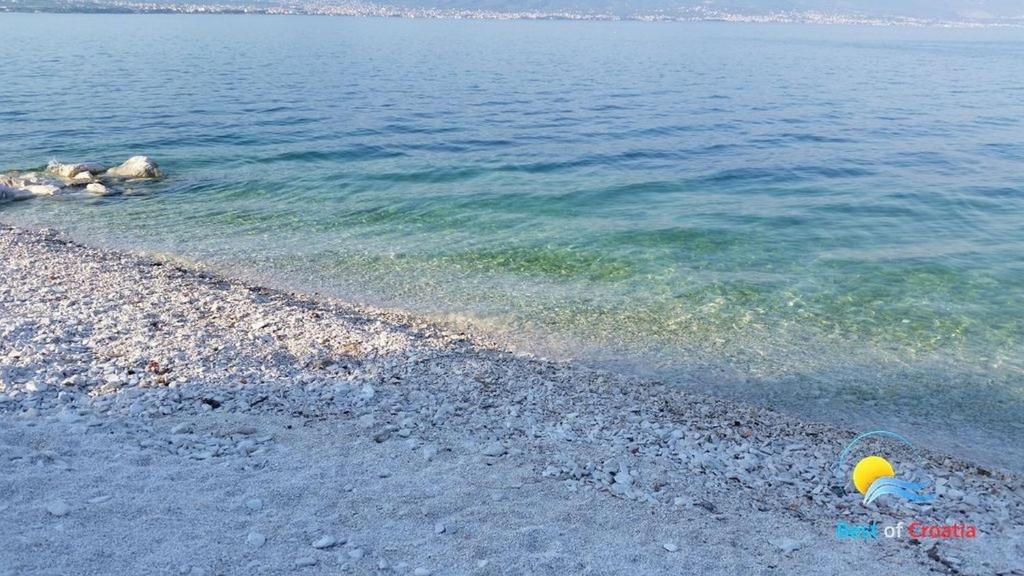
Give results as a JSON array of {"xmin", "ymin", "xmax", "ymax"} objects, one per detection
[{"xmin": 1, "ymin": 15, "xmax": 1022, "ymax": 468}]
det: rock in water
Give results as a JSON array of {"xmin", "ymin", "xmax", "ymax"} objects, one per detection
[
  {"xmin": 106, "ymin": 156, "xmax": 163, "ymax": 179},
  {"xmin": 24, "ymin": 184, "xmax": 61, "ymax": 196},
  {"xmin": 70, "ymin": 172, "xmax": 95, "ymax": 185},
  {"xmin": 0, "ymin": 184, "xmax": 34, "ymax": 202},
  {"xmin": 86, "ymin": 183, "xmax": 110, "ymax": 195},
  {"xmin": 47, "ymin": 161, "xmax": 106, "ymax": 179}
]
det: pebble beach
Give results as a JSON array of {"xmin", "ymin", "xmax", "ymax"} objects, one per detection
[{"xmin": 0, "ymin": 223, "xmax": 1021, "ymax": 575}]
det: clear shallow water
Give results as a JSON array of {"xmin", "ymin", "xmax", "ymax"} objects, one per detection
[{"xmin": 2, "ymin": 15, "xmax": 1023, "ymax": 468}]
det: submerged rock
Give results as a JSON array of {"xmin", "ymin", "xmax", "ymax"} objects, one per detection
[{"xmin": 106, "ymin": 156, "xmax": 163, "ymax": 179}]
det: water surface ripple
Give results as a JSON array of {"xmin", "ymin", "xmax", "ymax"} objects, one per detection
[{"xmin": 2, "ymin": 15, "xmax": 1022, "ymax": 469}]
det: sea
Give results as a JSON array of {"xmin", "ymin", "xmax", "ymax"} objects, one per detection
[{"xmin": 1, "ymin": 14, "xmax": 1022, "ymax": 470}]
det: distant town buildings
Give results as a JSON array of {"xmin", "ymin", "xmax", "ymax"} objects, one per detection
[{"xmin": 0, "ymin": 0, "xmax": 1015, "ymax": 27}]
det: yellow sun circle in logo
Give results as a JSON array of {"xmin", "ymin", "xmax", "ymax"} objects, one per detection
[{"xmin": 852, "ymin": 455, "xmax": 895, "ymax": 494}]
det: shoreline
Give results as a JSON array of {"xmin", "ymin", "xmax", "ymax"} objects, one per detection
[{"xmin": 1, "ymin": 223, "xmax": 1021, "ymax": 574}]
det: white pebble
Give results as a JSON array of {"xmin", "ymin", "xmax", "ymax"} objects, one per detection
[
  {"xmin": 481, "ymin": 442, "xmax": 506, "ymax": 457},
  {"xmin": 311, "ymin": 535, "xmax": 335, "ymax": 549},
  {"xmin": 45, "ymin": 499, "xmax": 70, "ymax": 517},
  {"xmin": 246, "ymin": 532, "xmax": 266, "ymax": 547},
  {"xmin": 663, "ymin": 542, "xmax": 678, "ymax": 552},
  {"xmin": 422, "ymin": 444, "xmax": 438, "ymax": 461},
  {"xmin": 772, "ymin": 537, "xmax": 802, "ymax": 554},
  {"xmin": 245, "ymin": 498, "xmax": 263, "ymax": 511}
]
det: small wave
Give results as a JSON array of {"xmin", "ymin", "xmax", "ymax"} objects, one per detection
[
  {"xmin": 364, "ymin": 166, "xmax": 486, "ymax": 184},
  {"xmin": 260, "ymin": 146, "xmax": 405, "ymax": 164}
]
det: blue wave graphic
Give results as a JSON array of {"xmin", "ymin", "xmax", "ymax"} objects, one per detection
[
  {"xmin": 863, "ymin": 476, "xmax": 935, "ymax": 506},
  {"xmin": 834, "ymin": 430, "xmax": 916, "ymax": 476}
]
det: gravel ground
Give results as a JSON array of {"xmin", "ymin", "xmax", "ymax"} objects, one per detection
[{"xmin": 0, "ymin": 223, "xmax": 1021, "ymax": 576}]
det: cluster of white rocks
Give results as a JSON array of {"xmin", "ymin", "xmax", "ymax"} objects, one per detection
[
  {"xmin": 0, "ymin": 224, "xmax": 1021, "ymax": 575},
  {"xmin": 0, "ymin": 156, "xmax": 162, "ymax": 201}
]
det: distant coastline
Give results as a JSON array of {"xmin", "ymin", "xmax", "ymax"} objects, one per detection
[{"xmin": 2, "ymin": 1, "xmax": 1021, "ymax": 28}]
